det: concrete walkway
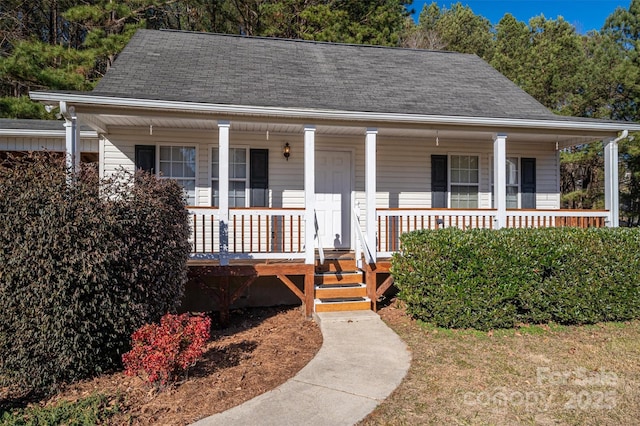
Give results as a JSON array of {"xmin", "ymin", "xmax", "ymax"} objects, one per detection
[{"xmin": 192, "ymin": 310, "xmax": 411, "ymax": 426}]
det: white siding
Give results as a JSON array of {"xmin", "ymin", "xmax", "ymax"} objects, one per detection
[
  {"xmin": 102, "ymin": 135, "xmax": 134, "ymax": 175},
  {"xmin": 373, "ymin": 137, "xmax": 560, "ymax": 210},
  {"xmin": 103, "ymin": 127, "xmax": 212, "ymax": 204},
  {"xmin": 0, "ymin": 136, "xmax": 99, "ymax": 153},
  {"xmin": 81, "ymin": 139, "xmax": 99, "ymax": 153},
  {"xmin": 237, "ymin": 131, "xmax": 305, "ymax": 208},
  {"xmin": 100, "ymin": 126, "xmax": 563, "ymax": 253},
  {"xmin": 101, "ymin": 128, "xmax": 561, "ymax": 211},
  {"xmin": 497, "ymin": 141, "xmax": 560, "ymax": 209}
]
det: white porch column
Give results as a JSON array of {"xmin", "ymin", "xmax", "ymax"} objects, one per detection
[
  {"xmin": 61, "ymin": 102, "xmax": 80, "ymax": 174},
  {"xmin": 304, "ymin": 125, "xmax": 316, "ymax": 265},
  {"xmin": 218, "ymin": 121, "xmax": 231, "ymax": 265},
  {"xmin": 604, "ymin": 137, "xmax": 619, "ymax": 227},
  {"xmin": 493, "ymin": 133, "xmax": 507, "ymax": 229},
  {"xmin": 365, "ymin": 128, "xmax": 377, "ymax": 262}
]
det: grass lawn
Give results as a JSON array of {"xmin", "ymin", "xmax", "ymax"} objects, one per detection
[
  {"xmin": 362, "ymin": 302, "xmax": 640, "ymax": 426},
  {"xmin": 0, "ymin": 394, "xmax": 121, "ymax": 425}
]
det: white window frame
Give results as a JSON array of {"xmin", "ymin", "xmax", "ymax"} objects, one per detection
[
  {"xmin": 210, "ymin": 145, "xmax": 250, "ymax": 207},
  {"xmin": 156, "ymin": 143, "xmax": 198, "ymax": 206},
  {"xmin": 448, "ymin": 153, "xmax": 480, "ymax": 208},
  {"xmin": 491, "ymin": 155, "xmax": 521, "ymax": 209}
]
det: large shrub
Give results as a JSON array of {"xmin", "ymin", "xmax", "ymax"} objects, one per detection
[
  {"xmin": 0, "ymin": 153, "xmax": 192, "ymax": 396},
  {"xmin": 392, "ymin": 227, "xmax": 640, "ymax": 331}
]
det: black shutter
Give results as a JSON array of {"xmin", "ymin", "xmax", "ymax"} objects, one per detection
[
  {"xmin": 135, "ymin": 145, "xmax": 156, "ymax": 173},
  {"xmin": 521, "ymin": 157, "xmax": 536, "ymax": 209},
  {"xmin": 431, "ymin": 155, "xmax": 448, "ymax": 208},
  {"xmin": 250, "ymin": 149, "xmax": 269, "ymax": 207}
]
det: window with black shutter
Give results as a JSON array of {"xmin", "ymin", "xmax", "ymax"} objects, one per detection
[
  {"xmin": 250, "ymin": 149, "xmax": 269, "ymax": 207},
  {"xmin": 135, "ymin": 145, "xmax": 156, "ymax": 173},
  {"xmin": 211, "ymin": 147, "xmax": 269, "ymax": 207},
  {"xmin": 521, "ymin": 158, "xmax": 536, "ymax": 209},
  {"xmin": 431, "ymin": 155, "xmax": 448, "ymax": 208}
]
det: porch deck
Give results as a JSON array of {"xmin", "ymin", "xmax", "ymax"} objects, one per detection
[
  {"xmin": 186, "ymin": 207, "xmax": 609, "ymax": 318},
  {"xmin": 187, "ymin": 250, "xmax": 376, "ymax": 319}
]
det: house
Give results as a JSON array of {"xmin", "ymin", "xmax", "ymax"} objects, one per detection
[
  {"xmin": 29, "ymin": 29, "xmax": 640, "ymax": 316},
  {"xmin": 0, "ymin": 119, "xmax": 99, "ymax": 163}
]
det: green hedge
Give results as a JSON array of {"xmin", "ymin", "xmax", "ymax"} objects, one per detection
[
  {"xmin": 392, "ymin": 227, "xmax": 640, "ymax": 331},
  {"xmin": 0, "ymin": 153, "xmax": 192, "ymax": 397}
]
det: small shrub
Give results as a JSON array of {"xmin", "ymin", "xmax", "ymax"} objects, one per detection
[
  {"xmin": 0, "ymin": 153, "xmax": 192, "ymax": 396},
  {"xmin": 393, "ymin": 227, "xmax": 640, "ymax": 330},
  {"xmin": 122, "ymin": 313, "xmax": 211, "ymax": 387}
]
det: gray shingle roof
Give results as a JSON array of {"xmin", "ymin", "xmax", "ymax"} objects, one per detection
[
  {"xmin": 93, "ymin": 29, "xmax": 555, "ymax": 120},
  {"xmin": 0, "ymin": 119, "xmax": 66, "ymax": 131},
  {"xmin": 0, "ymin": 119, "xmax": 93, "ymax": 132}
]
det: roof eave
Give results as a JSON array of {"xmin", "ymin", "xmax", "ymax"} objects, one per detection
[{"xmin": 30, "ymin": 91, "xmax": 640, "ymax": 135}]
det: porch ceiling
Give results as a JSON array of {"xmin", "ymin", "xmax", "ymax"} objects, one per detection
[{"xmin": 80, "ymin": 112, "xmax": 601, "ymax": 147}]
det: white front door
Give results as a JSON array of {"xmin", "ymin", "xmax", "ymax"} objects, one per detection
[{"xmin": 315, "ymin": 150, "xmax": 351, "ymax": 249}]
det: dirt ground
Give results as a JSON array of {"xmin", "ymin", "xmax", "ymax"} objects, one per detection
[
  {"xmin": 42, "ymin": 306, "xmax": 322, "ymax": 425},
  {"xmin": 37, "ymin": 300, "xmax": 638, "ymax": 426}
]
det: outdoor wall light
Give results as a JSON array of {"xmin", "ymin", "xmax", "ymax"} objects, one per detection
[{"xmin": 283, "ymin": 142, "xmax": 291, "ymax": 161}]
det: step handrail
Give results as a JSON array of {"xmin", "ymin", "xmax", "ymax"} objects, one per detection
[
  {"xmin": 352, "ymin": 203, "xmax": 374, "ymax": 266},
  {"xmin": 314, "ymin": 209, "xmax": 325, "ymax": 265}
]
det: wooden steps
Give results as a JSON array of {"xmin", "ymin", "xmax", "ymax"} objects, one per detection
[
  {"xmin": 314, "ymin": 251, "xmax": 371, "ymax": 313},
  {"xmin": 315, "ymin": 283, "xmax": 367, "ymax": 299},
  {"xmin": 314, "ymin": 271, "xmax": 363, "ymax": 285},
  {"xmin": 314, "ymin": 297, "xmax": 371, "ymax": 312},
  {"xmin": 315, "ymin": 258, "xmax": 359, "ymax": 273}
]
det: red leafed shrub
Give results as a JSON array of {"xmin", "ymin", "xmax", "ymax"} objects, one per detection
[{"xmin": 122, "ymin": 313, "xmax": 211, "ymax": 387}]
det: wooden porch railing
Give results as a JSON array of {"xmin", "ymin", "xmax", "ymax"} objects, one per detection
[
  {"xmin": 376, "ymin": 209, "xmax": 496, "ymax": 253},
  {"xmin": 189, "ymin": 207, "xmax": 218, "ymax": 254},
  {"xmin": 505, "ymin": 209, "xmax": 609, "ymax": 229},
  {"xmin": 188, "ymin": 207, "xmax": 306, "ymax": 259},
  {"xmin": 189, "ymin": 207, "xmax": 609, "ymax": 259},
  {"xmin": 376, "ymin": 208, "xmax": 609, "ymax": 255}
]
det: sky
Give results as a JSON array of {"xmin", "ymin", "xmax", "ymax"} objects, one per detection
[{"xmin": 410, "ymin": 1, "xmax": 632, "ymax": 34}]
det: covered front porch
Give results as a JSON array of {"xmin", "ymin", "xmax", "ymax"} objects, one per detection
[
  {"xmin": 156, "ymin": 118, "xmax": 621, "ymax": 262},
  {"xmin": 173, "ymin": 118, "xmax": 621, "ymax": 316},
  {"xmin": 29, "ymin": 94, "xmax": 630, "ymax": 315}
]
